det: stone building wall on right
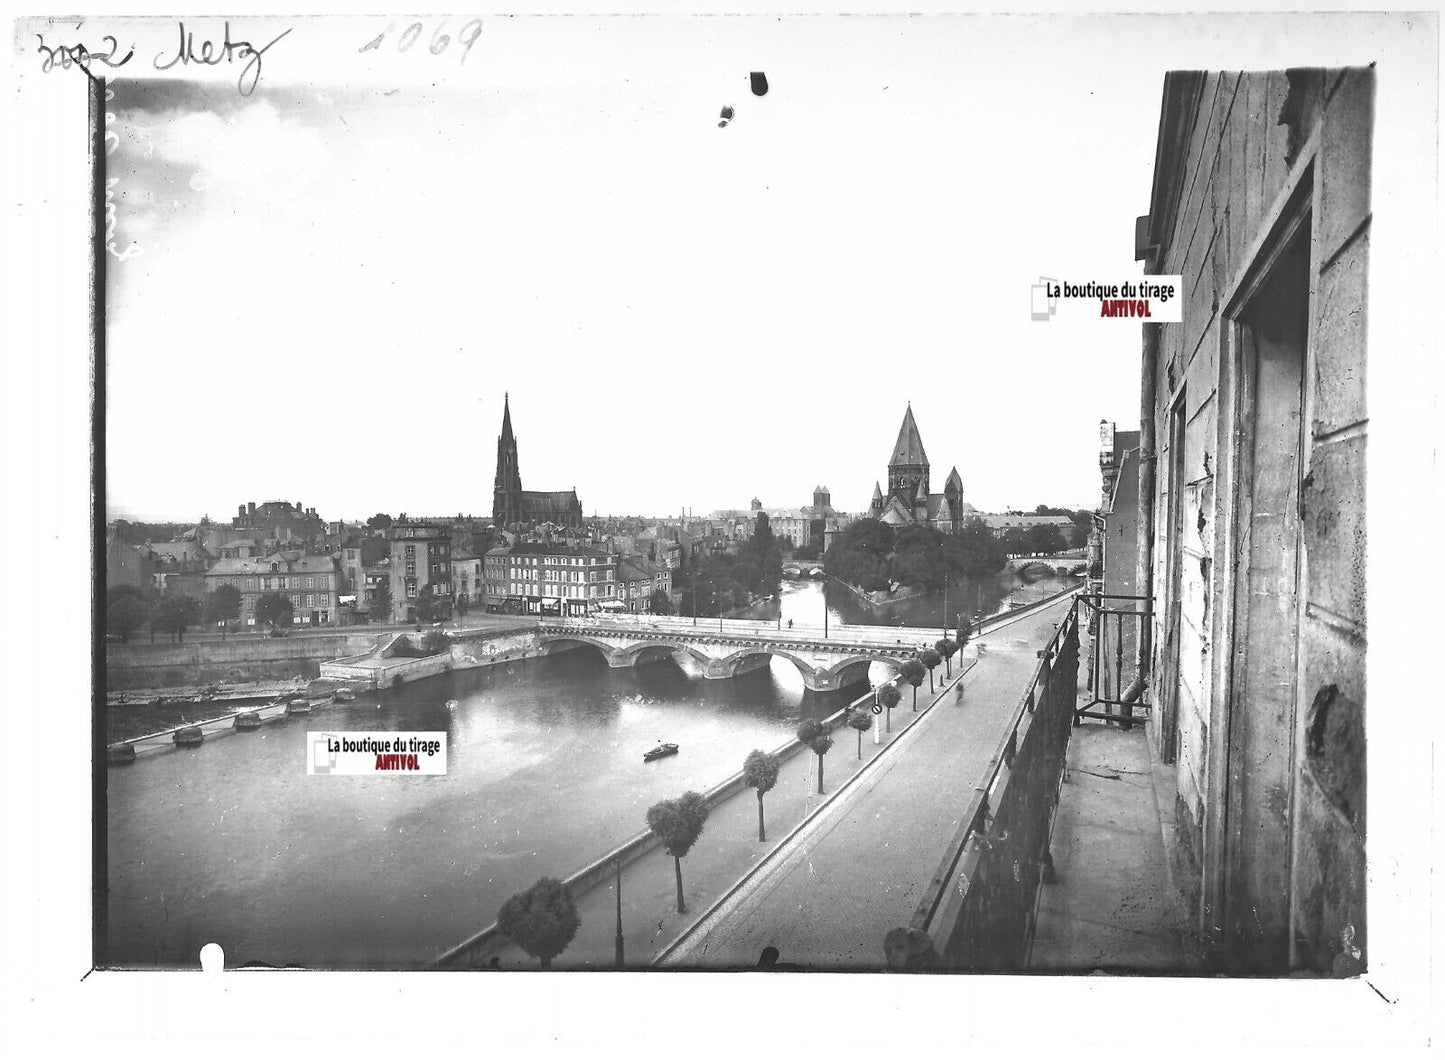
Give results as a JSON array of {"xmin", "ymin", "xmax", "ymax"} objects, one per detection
[{"xmin": 1138, "ymin": 67, "xmax": 1370, "ymax": 974}]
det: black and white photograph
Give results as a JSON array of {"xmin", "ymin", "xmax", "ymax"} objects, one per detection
[{"xmin": 2, "ymin": 2, "xmax": 1439, "ymax": 1054}]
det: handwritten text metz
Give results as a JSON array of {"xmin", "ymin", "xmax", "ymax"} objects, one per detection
[{"xmin": 36, "ymin": 21, "xmax": 291, "ymax": 97}]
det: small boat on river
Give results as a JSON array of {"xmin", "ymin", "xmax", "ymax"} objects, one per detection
[{"xmin": 643, "ymin": 742, "xmax": 679, "ymax": 762}]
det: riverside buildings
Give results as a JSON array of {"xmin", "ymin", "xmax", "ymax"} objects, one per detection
[
  {"xmin": 483, "ymin": 543, "xmax": 672, "ymax": 616},
  {"xmin": 484, "ymin": 543, "xmax": 616, "ymax": 617},
  {"xmin": 205, "ymin": 553, "xmax": 343, "ymax": 627},
  {"xmin": 1129, "ymin": 67, "xmax": 1371, "ymax": 973},
  {"xmin": 389, "ymin": 521, "xmax": 453, "ymax": 623}
]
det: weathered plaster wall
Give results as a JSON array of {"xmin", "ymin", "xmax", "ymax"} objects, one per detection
[{"xmin": 1146, "ymin": 67, "xmax": 1369, "ymax": 969}]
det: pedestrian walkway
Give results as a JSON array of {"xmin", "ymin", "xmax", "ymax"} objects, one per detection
[
  {"xmin": 658, "ymin": 597, "xmax": 1075, "ymax": 969},
  {"xmin": 1026, "ymin": 718, "xmax": 1201, "ymax": 973},
  {"xmin": 465, "ymin": 595, "xmax": 1074, "ymax": 970}
]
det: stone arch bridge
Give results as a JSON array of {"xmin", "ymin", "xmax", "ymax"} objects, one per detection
[{"xmin": 535, "ymin": 621, "xmax": 920, "ymax": 693}]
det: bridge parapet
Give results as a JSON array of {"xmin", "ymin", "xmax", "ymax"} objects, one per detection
[{"xmin": 536, "ymin": 622, "xmax": 917, "ymax": 692}]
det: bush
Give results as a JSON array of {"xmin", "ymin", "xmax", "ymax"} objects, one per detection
[
  {"xmin": 421, "ymin": 629, "xmax": 450, "ymax": 655},
  {"xmin": 391, "ymin": 634, "xmax": 425, "ymax": 658}
]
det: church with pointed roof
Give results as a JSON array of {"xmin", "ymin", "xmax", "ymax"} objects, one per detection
[
  {"xmin": 868, "ymin": 405, "xmax": 974, "ymax": 532},
  {"xmin": 492, "ymin": 395, "xmax": 584, "ymax": 529}
]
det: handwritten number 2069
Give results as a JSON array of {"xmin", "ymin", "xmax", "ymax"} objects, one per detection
[{"xmin": 359, "ymin": 19, "xmax": 483, "ymax": 63}]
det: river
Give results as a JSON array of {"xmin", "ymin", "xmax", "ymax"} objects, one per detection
[{"xmin": 105, "ymin": 574, "xmax": 1074, "ymax": 968}]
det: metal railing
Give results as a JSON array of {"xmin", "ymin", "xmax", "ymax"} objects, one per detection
[{"xmin": 1075, "ymin": 592, "xmax": 1152, "ymax": 725}]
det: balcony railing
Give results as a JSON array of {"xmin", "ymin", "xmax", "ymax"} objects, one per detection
[{"xmin": 1076, "ymin": 592, "xmax": 1152, "ymax": 725}]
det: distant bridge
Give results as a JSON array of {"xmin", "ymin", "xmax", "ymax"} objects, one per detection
[
  {"xmin": 782, "ymin": 560, "xmax": 825, "ymax": 579},
  {"xmin": 536, "ymin": 614, "xmax": 926, "ymax": 693}
]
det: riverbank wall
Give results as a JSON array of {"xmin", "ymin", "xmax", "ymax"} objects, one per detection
[
  {"xmin": 105, "ymin": 632, "xmax": 389, "ymax": 690},
  {"xmin": 317, "ymin": 627, "xmax": 541, "ymax": 689}
]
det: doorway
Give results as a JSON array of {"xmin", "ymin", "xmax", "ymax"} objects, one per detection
[{"xmin": 1222, "ymin": 229, "xmax": 1310, "ymax": 971}]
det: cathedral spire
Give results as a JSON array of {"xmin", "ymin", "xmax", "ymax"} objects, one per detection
[
  {"xmin": 890, "ymin": 404, "xmax": 929, "ymax": 468},
  {"xmin": 500, "ymin": 392, "xmax": 514, "ymax": 442}
]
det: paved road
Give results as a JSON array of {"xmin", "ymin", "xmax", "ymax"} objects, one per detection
[{"xmin": 659, "ymin": 595, "xmax": 1073, "ymax": 969}]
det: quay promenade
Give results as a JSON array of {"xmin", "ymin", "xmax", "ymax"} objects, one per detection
[
  {"xmin": 658, "ymin": 595, "xmax": 1073, "ymax": 968},
  {"xmin": 445, "ymin": 594, "xmax": 1074, "ymax": 970}
]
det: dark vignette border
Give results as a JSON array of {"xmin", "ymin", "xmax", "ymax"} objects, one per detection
[{"xmin": 90, "ymin": 72, "xmax": 108, "ymax": 972}]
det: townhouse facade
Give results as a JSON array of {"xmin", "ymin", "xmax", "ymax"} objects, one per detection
[
  {"xmin": 484, "ymin": 544, "xmax": 616, "ymax": 617},
  {"xmin": 389, "ymin": 521, "xmax": 453, "ymax": 623},
  {"xmin": 206, "ymin": 553, "xmax": 343, "ymax": 627}
]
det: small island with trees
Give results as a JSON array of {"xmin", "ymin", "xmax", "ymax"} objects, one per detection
[{"xmin": 823, "ymin": 517, "xmax": 1006, "ymax": 597}]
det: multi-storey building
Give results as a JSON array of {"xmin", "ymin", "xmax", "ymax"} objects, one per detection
[
  {"xmin": 483, "ymin": 544, "xmax": 615, "ymax": 617},
  {"xmin": 206, "ymin": 553, "xmax": 342, "ymax": 627},
  {"xmin": 451, "ymin": 551, "xmax": 483, "ymax": 608},
  {"xmin": 228, "ymin": 499, "xmax": 326, "ymax": 549},
  {"xmin": 614, "ymin": 556, "xmax": 671, "ymax": 613},
  {"xmin": 389, "ymin": 521, "xmax": 453, "ymax": 623},
  {"xmin": 1131, "ymin": 67, "xmax": 1370, "ymax": 972}
]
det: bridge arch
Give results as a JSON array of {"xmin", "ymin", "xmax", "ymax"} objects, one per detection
[
  {"xmin": 610, "ymin": 641, "xmax": 711, "ymax": 670},
  {"xmin": 712, "ymin": 646, "xmax": 819, "ymax": 683},
  {"xmin": 821, "ymin": 654, "xmax": 907, "ymax": 691},
  {"xmin": 534, "ymin": 635, "xmax": 614, "ymax": 663}
]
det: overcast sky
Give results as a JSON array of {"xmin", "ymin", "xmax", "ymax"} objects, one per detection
[{"xmin": 103, "ymin": 12, "xmax": 1395, "ymax": 523}]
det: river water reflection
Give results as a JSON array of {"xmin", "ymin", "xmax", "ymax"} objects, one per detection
[{"xmin": 106, "ymin": 574, "xmax": 1074, "ymax": 968}]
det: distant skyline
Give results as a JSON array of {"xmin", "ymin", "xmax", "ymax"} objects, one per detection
[{"xmin": 102, "ymin": 12, "xmax": 1394, "ymax": 525}]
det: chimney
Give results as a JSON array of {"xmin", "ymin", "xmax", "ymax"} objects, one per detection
[
  {"xmin": 248, "ymin": 501, "xmax": 256, "ymax": 518},
  {"xmin": 237, "ymin": 505, "xmax": 245, "ymax": 518}
]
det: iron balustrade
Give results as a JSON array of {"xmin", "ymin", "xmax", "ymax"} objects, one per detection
[{"xmin": 1075, "ymin": 592, "xmax": 1153, "ymax": 725}]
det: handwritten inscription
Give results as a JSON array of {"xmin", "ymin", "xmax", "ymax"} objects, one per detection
[
  {"xmin": 153, "ymin": 21, "xmax": 292, "ymax": 97},
  {"xmin": 359, "ymin": 18, "xmax": 484, "ymax": 64},
  {"xmin": 35, "ymin": 33, "xmax": 134, "ymax": 73},
  {"xmin": 36, "ymin": 22, "xmax": 289, "ymax": 97}
]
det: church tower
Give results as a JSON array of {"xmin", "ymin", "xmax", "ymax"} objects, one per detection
[
  {"xmin": 943, "ymin": 466, "xmax": 964, "ymax": 533},
  {"xmin": 888, "ymin": 403, "xmax": 930, "ymax": 508},
  {"xmin": 492, "ymin": 393, "xmax": 523, "ymax": 526}
]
